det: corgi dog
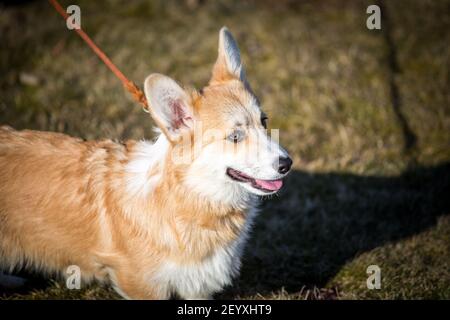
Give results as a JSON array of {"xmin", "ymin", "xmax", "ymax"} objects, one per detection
[{"xmin": 0, "ymin": 27, "xmax": 292, "ymax": 299}]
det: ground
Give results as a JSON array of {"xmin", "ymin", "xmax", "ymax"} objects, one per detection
[{"xmin": 0, "ymin": 0, "xmax": 449, "ymax": 299}]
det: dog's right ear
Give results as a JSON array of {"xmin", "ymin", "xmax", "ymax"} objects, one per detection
[
  {"xmin": 210, "ymin": 27, "xmax": 246, "ymax": 84},
  {"xmin": 144, "ymin": 74, "xmax": 194, "ymax": 143}
]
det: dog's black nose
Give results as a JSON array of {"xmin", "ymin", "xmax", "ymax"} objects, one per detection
[{"xmin": 277, "ymin": 156, "xmax": 292, "ymax": 174}]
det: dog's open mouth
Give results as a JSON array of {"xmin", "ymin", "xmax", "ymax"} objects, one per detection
[{"xmin": 226, "ymin": 168, "xmax": 283, "ymax": 193}]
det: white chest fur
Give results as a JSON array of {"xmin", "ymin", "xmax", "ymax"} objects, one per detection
[{"xmin": 154, "ymin": 207, "xmax": 257, "ymax": 299}]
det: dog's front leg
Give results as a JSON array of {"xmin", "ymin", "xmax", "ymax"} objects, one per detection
[{"xmin": 109, "ymin": 269, "xmax": 169, "ymax": 300}]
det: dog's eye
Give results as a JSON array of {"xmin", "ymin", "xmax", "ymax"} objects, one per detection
[
  {"xmin": 227, "ymin": 129, "xmax": 245, "ymax": 143},
  {"xmin": 261, "ymin": 115, "xmax": 268, "ymax": 129}
]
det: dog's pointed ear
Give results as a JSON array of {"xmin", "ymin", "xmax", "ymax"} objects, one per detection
[
  {"xmin": 144, "ymin": 74, "xmax": 194, "ymax": 142},
  {"xmin": 210, "ymin": 27, "xmax": 246, "ymax": 84}
]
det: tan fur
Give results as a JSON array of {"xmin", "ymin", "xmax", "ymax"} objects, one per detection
[{"xmin": 0, "ymin": 119, "xmax": 247, "ymax": 298}]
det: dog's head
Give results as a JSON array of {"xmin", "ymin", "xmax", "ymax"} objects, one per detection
[{"xmin": 144, "ymin": 27, "xmax": 292, "ymax": 201}]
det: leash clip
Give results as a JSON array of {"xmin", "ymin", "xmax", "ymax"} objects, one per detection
[{"xmin": 142, "ymin": 106, "xmax": 151, "ymax": 114}]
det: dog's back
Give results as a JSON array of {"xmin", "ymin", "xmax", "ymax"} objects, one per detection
[{"xmin": 0, "ymin": 126, "xmax": 114, "ymax": 278}]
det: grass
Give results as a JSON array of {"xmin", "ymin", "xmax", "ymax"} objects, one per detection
[{"xmin": 0, "ymin": 0, "xmax": 449, "ymax": 299}]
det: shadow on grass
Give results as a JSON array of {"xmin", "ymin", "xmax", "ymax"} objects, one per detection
[{"xmin": 224, "ymin": 162, "xmax": 450, "ymax": 298}]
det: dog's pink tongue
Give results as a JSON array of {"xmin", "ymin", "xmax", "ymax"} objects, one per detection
[{"xmin": 254, "ymin": 179, "xmax": 283, "ymax": 191}]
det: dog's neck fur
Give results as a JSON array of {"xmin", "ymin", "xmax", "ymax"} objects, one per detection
[{"xmin": 119, "ymin": 133, "xmax": 255, "ymax": 260}]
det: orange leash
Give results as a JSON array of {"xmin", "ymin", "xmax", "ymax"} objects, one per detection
[{"xmin": 48, "ymin": 0, "xmax": 149, "ymax": 111}]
